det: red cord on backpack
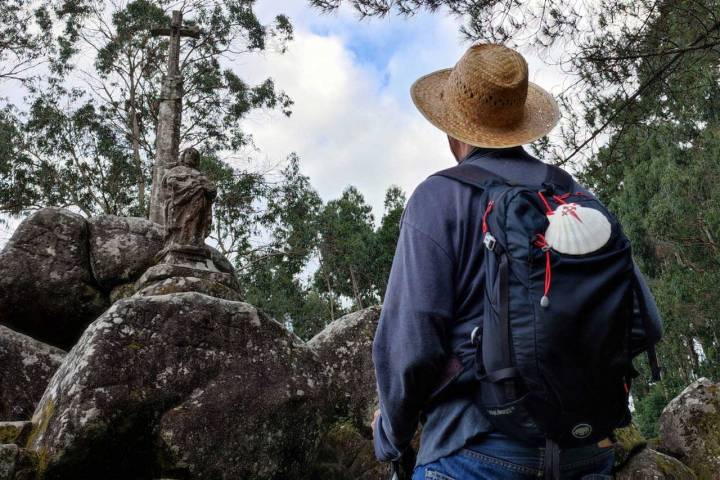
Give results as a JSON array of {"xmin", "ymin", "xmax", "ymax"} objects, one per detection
[
  {"xmin": 537, "ymin": 191, "xmax": 554, "ymax": 215},
  {"xmin": 533, "ymin": 234, "xmax": 552, "ymax": 308},
  {"xmin": 482, "ymin": 200, "xmax": 494, "ymax": 234}
]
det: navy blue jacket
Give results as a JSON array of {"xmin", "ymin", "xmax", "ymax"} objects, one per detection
[{"xmin": 372, "ymin": 147, "xmax": 662, "ymax": 465}]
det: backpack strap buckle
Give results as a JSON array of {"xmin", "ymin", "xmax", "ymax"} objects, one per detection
[
  {"xmin": 470, "ymin": 326, "xmax": 482, "ymax": 346},
  {"xmin": 483, "ymin": 232, "xmax": 497, "ymax": 251}
]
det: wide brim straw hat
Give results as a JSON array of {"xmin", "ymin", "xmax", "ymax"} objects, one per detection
[{"xmin": 411, "ymin": 44, "xmax": 560, "ymax": 148}]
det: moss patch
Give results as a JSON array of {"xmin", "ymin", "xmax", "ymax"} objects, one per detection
[{"xmin": 0, "ymin": 423, "xmax": 25, "ymax": 444}]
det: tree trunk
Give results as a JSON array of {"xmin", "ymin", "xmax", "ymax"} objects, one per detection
[
  {"xmin": 349, "ymin": 267, "xmax": 363, "ymax": 310},
  {"xmin": 128, "ymin": 71, "xmax": 146, "ymax": 214}
]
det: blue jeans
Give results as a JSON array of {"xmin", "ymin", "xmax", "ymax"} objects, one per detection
[{"xmin": 413, "ymin": 433, "xmax": 614, "ymax": 480}]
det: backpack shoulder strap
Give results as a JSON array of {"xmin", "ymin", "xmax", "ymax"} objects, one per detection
[
  {"xmin": 432, "ymin": 163, "xmax": 512, "ymax": 190},
  {"xmin": 543, "ymin": 163, "xmax": 575, "ymax": 193}
]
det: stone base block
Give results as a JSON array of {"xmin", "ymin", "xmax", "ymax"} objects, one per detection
[{"xmin": 134, "ymin": 263, "xmax": 241, "ymax": 301}]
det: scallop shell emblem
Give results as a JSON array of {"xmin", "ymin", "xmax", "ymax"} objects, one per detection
[{"xmin": 544, "ymin": 203, "xmax": 612, "ymax": 255}]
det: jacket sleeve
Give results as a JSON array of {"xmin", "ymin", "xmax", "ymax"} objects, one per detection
[
  {"xmin": 630, "ymin": 264, "xmax": 663, "ymax": 358},
  {"xmin": 372, "ymin": 218, "xmax": 455, "ymax": 461}
]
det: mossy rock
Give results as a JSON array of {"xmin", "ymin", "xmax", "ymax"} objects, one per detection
[
  {"xmin": 308, "ymin": 421, "xmax": 389, "ymax": 480},
  {"xmin": 658, "ymin": 378, "xmax": 720, "ymax": 476},
  {"xmin": 614, "ymin": 447, "xmax": 696, "ymax": 479},
  {"xmin": 0, "ymin": 423, "xmax": 31, "ymax": 446},
  {"xmin": 614, "ymin": 423, "xmax": 647, "ymax": 468}
]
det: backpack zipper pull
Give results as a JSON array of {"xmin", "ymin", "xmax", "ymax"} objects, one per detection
[{"xmin": 533, "ymin": 234, "xmax": 552, "ymax": 308}]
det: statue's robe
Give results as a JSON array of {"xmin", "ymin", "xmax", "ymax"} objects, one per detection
[{"xmin": 162, "ymin": 165, "xmax": 217, "ymax": 250}]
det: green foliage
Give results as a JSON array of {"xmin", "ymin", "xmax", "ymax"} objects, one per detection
[
  {"xmin": 1, "ymin": 1, "xmax": 293, "ymax": 228},
  {"xmin": 315, "ymin": 186, "xmax": 377, "ymax": 310},
  {"xmin": 634, "ymin": 383, "xmax": 682, "ymax": 439},
  {"xmin": 578, "ymin": 0, "xmax": 720, "ymax": 435},
  {"xmin": 239, "ymin": 174, "xmax": 407, "ymax": 340},
  {"xmin": 0, "ymin": 1, "xmax": 54, "ymax": 80},
  {"xmin": 371, "ymin": 186, "xmax": 406, "ymax": 299}
]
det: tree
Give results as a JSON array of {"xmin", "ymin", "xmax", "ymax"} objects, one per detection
[
  {"xmin": 238, "ymin": 155, "xmax": 332, "ymax": 341},
  {"xmin": 371, "ymin": 185, "xmax": 406, "ymax": 299},
  {"xmin": 1, "ymin": 0, "xmax": 296, "ymax": 260},
  {"xmin": 314, "ymin": 186, "xmax": 378, "ymax": 314},
  {"xmin": 0, "ymin": 1, "xmax": 54, "ymax": 81}
]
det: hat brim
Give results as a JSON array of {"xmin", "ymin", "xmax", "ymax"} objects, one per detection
[{"xmin": 411, "ymin": 69, "xmax": 560, "ymax": 148}]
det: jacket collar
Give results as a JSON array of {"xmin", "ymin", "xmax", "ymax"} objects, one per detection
[{"xmin": 460, "ymin": 146, "xmax": 528, "ymax": 164}]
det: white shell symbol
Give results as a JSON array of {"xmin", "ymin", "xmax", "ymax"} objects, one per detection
[{"xmin": 544, "ymin": 203, "xmax": 612, "ymax": 255}]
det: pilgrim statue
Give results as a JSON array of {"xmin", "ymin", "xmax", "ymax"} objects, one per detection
[{"xmin": 160, "ymin": 147, "xmax": 216, "ymax": 261}]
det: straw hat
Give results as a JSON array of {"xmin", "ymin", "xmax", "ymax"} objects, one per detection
[{"xmin": 411, "ymin": 44, "xmax": 560, "ymax": 148}]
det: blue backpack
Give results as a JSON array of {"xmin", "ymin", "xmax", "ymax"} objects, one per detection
[{"xmin": 434, "ymin": 162, "xmax": 660, "ymax": 479}]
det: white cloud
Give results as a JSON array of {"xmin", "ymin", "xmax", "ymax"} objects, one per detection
[
  {"xmin": 242, "ymin": 3, "xmax": 572, "ymax": 218},
  {"xmin": 237, "ymin": 3, "xmax": 470, "ymax": 218}
]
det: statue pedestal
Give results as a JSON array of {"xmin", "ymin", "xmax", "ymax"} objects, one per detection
[{"xmin": 135, "ymin": 255, "xmax": 242, "ymax": 302}]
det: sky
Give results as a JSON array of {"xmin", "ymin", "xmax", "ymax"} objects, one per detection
[{"xmin": 237, "ymin": 2, "xmax": 571, "ymax": 220}]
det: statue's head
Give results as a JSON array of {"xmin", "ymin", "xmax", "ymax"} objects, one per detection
[{"xmin": 180, "ymin": 148, "xmax": 200, "ymax": 169}]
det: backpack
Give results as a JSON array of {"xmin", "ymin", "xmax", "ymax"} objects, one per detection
[{"xmin": 434, "ymin": 162, "xmax": 661, "ymax": 479}]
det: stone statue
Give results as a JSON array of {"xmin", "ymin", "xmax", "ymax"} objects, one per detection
[
  {"xmin": 159, "ymin": 147, "xmax": 216, "ymax": 262},
  {"xmin": 137, "ymin": 146, "xmax": 239, "ymax": 298}
]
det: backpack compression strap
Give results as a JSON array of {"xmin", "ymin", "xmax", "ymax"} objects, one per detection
[
  {"xmin": 632, "ymin": 276, "xmax": 662, "ymax": 382},
  {"xmin": 542, "ymin": 163, "xmax": 575, "ymax": 193},
  {"xmin": 434, "ymin": 161, "xmax": 574, "ymax": 193}
]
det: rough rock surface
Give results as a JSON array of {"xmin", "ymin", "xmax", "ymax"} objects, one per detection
[
  {"xmin": 658, "ymin": 377, "xmax": 720, "ymax": 477},
  {"xmin": 307, "ymin": 307, "xmax": 387, "ymax": 479},
  {"xmin": 308, "ymin": 306, "xmax": 381, "ymax": 432},
  {"xmin": 0, "ymin": 209, "xmax": 108, "ymax": 349},
  {"xmin": 88, "ymin": 216, "xmax": 235, "ymax": 291},
  {"xmin": 28, "ymin": 293, "xmax": 329, "ymax": 480},
  {"xmin": 0, "ymin": 446, "xmax": 37, "ymax": 480},
  {"xmin": 88, "ymin": 215, "xmax": 164, "ymax": 290},
  {"xmin": 612, "ymin": 423, "xmax": 697, "ymax": 479},
  {"xmin": 614, "ymin": 448, "xmax": 696, "ymax": 479},
  {"xmin": 0, "ymin": 326, "xmax": 65, "ymax": 420},
  {"xmin": 0, "ymin": 444, "xmax": 18, "ymax": 480},
  {"xmin": 134, "ymin": 263, "xmax": 241, "ymax": 301}
]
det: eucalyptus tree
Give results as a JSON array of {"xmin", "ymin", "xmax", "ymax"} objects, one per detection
[
  {"xmin": 314, "ymin": 186, "xmax": 378, "ymax": 315},
  {"xmin": 371, "ymin": 185, "xmax": 406, "ymax": 299},
  {"xmin": 1, "ymin": 0, "xmax": 293, "ymax": 252}
]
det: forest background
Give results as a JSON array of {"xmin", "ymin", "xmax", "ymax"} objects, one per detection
[{"xmin": 0, "ymin": 0, "xmax": 718, "ymax": 439}]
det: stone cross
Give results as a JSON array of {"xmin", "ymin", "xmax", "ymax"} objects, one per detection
[{"xmin": 148, "ymin": 11, "xmax": 201, "ymax": 225}]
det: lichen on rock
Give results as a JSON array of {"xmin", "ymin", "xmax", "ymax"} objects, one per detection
[
  {"xmin": 658, "ymin": 377, "xmax": 720, "ymax": 477},
  {"xmin": 27, "ymin": 292, "xmax": 329, "ymax": 480},
  {"xmin": 0, "ymin": 208, "xmax": 108, "ymax": 349},
  {"xmin": 0, "ymin": 326, "xmax": 65, "ymax": 421}
]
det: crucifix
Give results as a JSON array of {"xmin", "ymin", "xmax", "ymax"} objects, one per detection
[{"xmin": 148, "ymin": 10, "xmax": 201, "ymax": 225}]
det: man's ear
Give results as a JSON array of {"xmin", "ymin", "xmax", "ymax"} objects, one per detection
[
  {"xmin": 448, "ymin": 135, "xmax": 473, "ymax": 163},
  {"xmin": 448, "ymin": 135, "xmax": 463, "ymax": 162}
]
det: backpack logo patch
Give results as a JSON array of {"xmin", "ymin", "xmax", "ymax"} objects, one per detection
[
  {"xmin": 571, "ymin": 423, "xmax": 593, "ymax": 439},
  {"xmin": 487, "ymin": 406, "xmax": 514, "ymax": 416}
]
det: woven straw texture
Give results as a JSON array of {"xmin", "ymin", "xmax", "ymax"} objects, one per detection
[{"xmin": 411, "ymin": 44, "xmax": 560, "ymax": 148}]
